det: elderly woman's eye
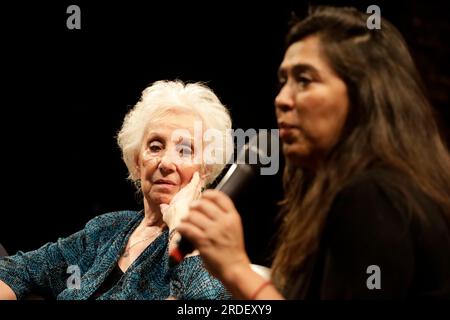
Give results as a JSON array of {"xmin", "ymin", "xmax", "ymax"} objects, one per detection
[
  {"xmin": 178, "ymin": 145, "xmax": 193, "ymax": 158},
  {"xmin": 149, "ymin": 142, "xmax": 163, "ymax": 153}
]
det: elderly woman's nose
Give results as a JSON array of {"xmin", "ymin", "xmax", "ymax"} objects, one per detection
[{"xmin": 158, "ymin": 150, "xmax": 178, "ymax": 172}]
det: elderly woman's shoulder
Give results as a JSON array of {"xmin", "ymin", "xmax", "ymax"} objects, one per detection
[{"xmin": 84, "ymin": 210, "xmax": 141, "ymax": 233}]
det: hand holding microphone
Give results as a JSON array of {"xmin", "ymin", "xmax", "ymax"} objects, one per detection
[
  {"xmin": 169, "ymin": 132, "xmax": 272, "ymax": 267},
  {"xmin": 168, "ymin": 163, "xmax": 256, "ymax": 266},
  {"xmin": 176, "ymin": 189, "xmax": 250, "ymax": 280}
]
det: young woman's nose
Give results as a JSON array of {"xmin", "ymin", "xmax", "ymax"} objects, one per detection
[{"xmin": 275, "ymin": 83, "xmax": 295, "ymax": 113}]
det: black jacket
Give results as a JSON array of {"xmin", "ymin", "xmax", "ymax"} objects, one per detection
[{"xmin": 286, "ymin": 168, "xmax": 450, "ymax": 299}]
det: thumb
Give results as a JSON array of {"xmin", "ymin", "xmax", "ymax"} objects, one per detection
[
  {"xmin": 160, "ymin": 203, "xmax": 169, "ymax": 214},
  {"xmin": 190, "ymin": 171, "xmax": 200, "ymax": 188}
]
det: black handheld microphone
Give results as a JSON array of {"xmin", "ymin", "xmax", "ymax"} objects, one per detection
[{"xmin": 169, "ymin": 132, "xmax": 272, "ymax": 266}]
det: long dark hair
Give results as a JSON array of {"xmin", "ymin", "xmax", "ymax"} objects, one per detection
[{"xmin": 271, "ymin": 6, "xmax": 450, "ymax": 293}]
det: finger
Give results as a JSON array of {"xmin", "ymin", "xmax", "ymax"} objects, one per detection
[
  {"xmin": 177, "ymin": 221, "xmax": 206, "ymax": 248},
  {"xmin": 200, "ymin": 172, "xmax": 210, "ymax": 186},
  {"xmin": 181, "ymin": 171, "xmax": 201, "ymax": 196},
  {"xmin": 170, "ymin": 171, "xmax": 201, "ymax": 204},
  {"xmin": 189, "ymin": 198, "xmax": 224, "ymax": 221},
  {"xmin": 199, "ymin": 172, "xmax": 207, "ymax": 186},
  {"xmin": 190, "ymin": 171, "xmax": 200, "ymax": 186},
  {"xmin": 160, "ymin": 203, "xmax": 170, "ymax": 214},
  {"xmin": 183, "ymin": 209, "xmax": 215, "ymax": 231},
  {"xmin": 193, "ymin": 174, "xmax": 203, "ymax": 199},
  {"xmin": 201, "ymin": 189, "xmax": 237, "ymax": 213}
]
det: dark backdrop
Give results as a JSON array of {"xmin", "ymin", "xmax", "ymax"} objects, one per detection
[{"xmin": 1, "ymin": 0, "xmax": 449, "ymax": 266}]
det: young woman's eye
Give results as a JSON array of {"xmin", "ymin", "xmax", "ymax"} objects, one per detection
[
  {"xmin": 277, "ymin": 76, "xmax": 287, "ymax": 90},
  {"xmin": 296, "ymin": 75, "xmax": 312, "ymax": 87}
]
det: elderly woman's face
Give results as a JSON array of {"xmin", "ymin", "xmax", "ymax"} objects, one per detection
[
  {"xmin": 136, "ymin": 113, "xmax": 202, "ymax": 206},
  {"xmin": 275, "ymin": 35, "xmax": 349, "ymax": 168}
]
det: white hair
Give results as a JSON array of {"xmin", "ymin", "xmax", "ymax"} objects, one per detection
[{"xmin": 117, "ymin": 80, "xmax": 233, "ymax": 187}]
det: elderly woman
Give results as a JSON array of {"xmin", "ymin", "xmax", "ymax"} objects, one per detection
[
  {"xmin": 0, "ymin": 80, "xmax": 233, "ymax": 300},
  {"xmin": 178, "ymin": 6, "xmax": 450, "ymax": 299}
]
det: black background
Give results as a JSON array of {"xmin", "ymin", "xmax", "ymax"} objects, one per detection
[{"xmin": 1, "ymin": 0, "xmax": 449, "ymax": 267}]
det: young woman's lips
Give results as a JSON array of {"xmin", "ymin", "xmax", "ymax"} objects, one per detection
[
  {"xmin": 280, "ymin": 127, "xmax": 295, "ymax": 138},
  {"xmin": 279, "ymin": 124, "xmax": 299, "ymax": 139}
]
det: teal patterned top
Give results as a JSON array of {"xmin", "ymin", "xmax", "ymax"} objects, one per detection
[{"xmin": 0, "ymin": 210, "xmax": 229, "ymax": 300}]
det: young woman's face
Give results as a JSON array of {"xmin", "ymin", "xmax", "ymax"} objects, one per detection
[
  {"xmin": 275, "ymin": 35, "xmax": 349, "ymax": 168},
  {"xmin": 136, "ymin": 112, "xmax": 203, "ymax": 207}
]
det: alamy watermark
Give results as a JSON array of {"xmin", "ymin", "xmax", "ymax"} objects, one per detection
[
  {"xmin": 66, "ymin": 5, "xmax": 81, "ymax": 30},
  {"xmin": 67, "ymin": 5, "xmax": 381, "ymax": 31},
  {"xmin": 152, "ymin": 121, "xmax": 280, "ymax": 176},
  {"xmin": 366, "ymin": 5, "xmax": 381, "ymax": 30},
  {"xmin": 66, "ymin": 265, "xmax": 81, "ymax": 290},
  {"xmin": 366, "ymin": 265, "xmax": 381, "ymax": 290}
]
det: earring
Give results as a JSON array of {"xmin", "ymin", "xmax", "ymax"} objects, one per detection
[{"xmin": 135, "ymin": 179, "xmax": 141, "ymax": 188}]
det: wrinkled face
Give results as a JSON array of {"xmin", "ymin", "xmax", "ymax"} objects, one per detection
[
  {"xmin": 136, "ymin": 112, "xmax": 203, "ymax": 207},
  {"xmin": 275, "ymin": 35, "xmax": 349, "ymax": 168}
]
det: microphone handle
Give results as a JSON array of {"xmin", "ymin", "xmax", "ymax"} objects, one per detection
[
  {"xmin": 214, "ymin": 164, "xmax": 255, "ymax": 199},
  {"xmin": 168, "ymin": 236, "xmax": 195, "ymax": 267}
]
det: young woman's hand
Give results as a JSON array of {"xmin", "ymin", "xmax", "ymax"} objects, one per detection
[{"xmin": 177, "ymin": 189, "xmax": 251, "ymax": 281}]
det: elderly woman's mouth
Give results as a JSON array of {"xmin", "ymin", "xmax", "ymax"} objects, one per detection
[
  {"xmin": 153, "ymin": 179, "xmax": 178, "ymax": 190},
  {"xmin": 154, "ymin": 179, "xmax": 177, "ymax": 185}
]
